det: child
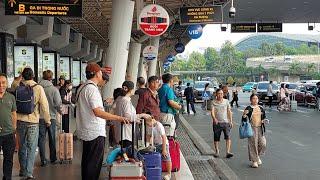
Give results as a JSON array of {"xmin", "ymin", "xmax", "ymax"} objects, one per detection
[{"xmin": 146, "ymin": 117, "xmax": 172, "ymax": 180}]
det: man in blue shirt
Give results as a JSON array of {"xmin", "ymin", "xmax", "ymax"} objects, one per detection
[{"xmin": 158, "ymin": 74, "xmax": 181, "ymax": 138}]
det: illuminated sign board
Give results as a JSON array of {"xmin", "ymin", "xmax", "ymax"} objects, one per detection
[
  {"xmin": 257, "ymin": 23, "xmax": 282, "ymax": 32},
  {"xmin": 180, "ymin": 6, "xmax": 222, "ymax": 25},
  {"xmin": 231, "ymin": 23, "xmax": 257, "ymax": 33},
  {"xmin": 5, "ymin": 0, "xmax": 82, "ymax": 17}
]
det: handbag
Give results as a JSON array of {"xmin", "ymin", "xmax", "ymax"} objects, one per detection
[{"xmin": 239, "ymin": 121, "xmax": 253, "ymax": 139}]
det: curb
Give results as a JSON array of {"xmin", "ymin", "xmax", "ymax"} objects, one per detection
[{"xmin": 179, "ymin": 114, "xmax": 240, "ymax": 180}]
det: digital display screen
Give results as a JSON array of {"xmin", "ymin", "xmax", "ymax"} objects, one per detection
[{"xmin": 14, "ymin": 45, "xmax": 35, "ymax": 77}]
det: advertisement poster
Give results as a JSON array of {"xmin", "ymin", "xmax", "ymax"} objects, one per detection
[
  {"xmin": 59, "ymin": 57, "xmax": 71, "ymax": 80},
  {"xmin": 81, "ymin": 62, "xmax": 87, "ymax": 81},
  {"xmin": 14, "ymin": 46, "xmax": 35, "ymax": 77},
  {"xmin": 43, "ymin": 52, "xmax": 56, "ymax": 78},
  {"xmin": 72, "ymin": 60, "xmax": 80, "ymax": 86}
]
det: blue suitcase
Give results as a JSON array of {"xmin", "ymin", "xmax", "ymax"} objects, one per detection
[{"xmin": 139, "ymin": 151, "xmax": 162, "ymax": 180}]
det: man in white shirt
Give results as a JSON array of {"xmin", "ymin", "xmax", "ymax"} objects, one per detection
[{"xmin": 76, "ymin": 63, "xmax": 129, "ymax": 180}]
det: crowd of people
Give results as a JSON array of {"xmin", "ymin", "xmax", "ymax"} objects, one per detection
[{"xmin": 0, "ymin": 63, "xmax": 185, "ymax": 180}]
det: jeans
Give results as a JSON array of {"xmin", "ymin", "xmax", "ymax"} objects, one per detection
[
  {"xmin": 38, "ymin": 119, "xmax": 57, "ymax": 163},
  {"xmin": 0, "ymin": 133, "xmax": 15, "ymax": 180},
  {"xmin": 17, "ymin": 121, "xmax": 39, "ymax": 177}
]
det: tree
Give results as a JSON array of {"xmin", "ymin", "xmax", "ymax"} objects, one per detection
[
  {"xmin": 227, "ymin": 76, "xmax": 234, "ymax": 85},
  {"xmin": 204, "ymin": 47, "xmax": 220, "ymax": 71},
  {"xmin": 306, "ymin": 63, "xmax": 316, "ymax": 74},
  {"xmin": 259, "ymin": 42, "xmax": 275, "ymax": 56},
  {"xmin": 274, "ymin": 42, "xmax": 286, "ymax": 55},
  {"xmin": 289, "ymin": 62, "xmax": 303, "ymax": 75},
  {"xmin": 187, "ymin": 52, "xmax": 206, "ymax": 71}
]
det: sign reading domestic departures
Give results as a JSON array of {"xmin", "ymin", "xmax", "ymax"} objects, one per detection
[
  {"xmin": 231, "ymin": 23, "xmax": 257, "ymax": 33},
  {"xmin": 257, "ymin": 23, "xmax": 282, "ymax": 32},
  {"xmin": 180, "ymin": 6, "xmax": 222, "ymax": 25},
  {"xmin": 5, "ymin": 0, "xmax": 82, "ymax": 17}
]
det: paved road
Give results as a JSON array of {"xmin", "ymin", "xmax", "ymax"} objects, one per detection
[{"xmin": 183, "ymin": 92, "xmax": 320, "ymax": 180}]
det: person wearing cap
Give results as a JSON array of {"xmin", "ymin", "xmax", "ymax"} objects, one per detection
[{"xmin": 75, "ymin": 63, "xmax": 129, "ymax": 180}]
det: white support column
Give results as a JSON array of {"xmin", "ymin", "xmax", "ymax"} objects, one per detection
[
  {"xmin": 103, "ymin": 0, "xmax": 135, "ymax": 99},
  {"xmin": 138, "ymin": 57, "xmax": 145, "ymax": 78},
  {"xmin": 126, "ymin": 42, "xmax": 142, "ymax": 83},
  {"xmin": 49, "ymin": 24, "xmax": 70, "ymax": 50},
  {"xmin": 148, "ymin": 37, "xmax": 160, "ymax": 78},
  {"xmin": 26, "ymin": 17, "xmax": 54, "ymax": 43}
]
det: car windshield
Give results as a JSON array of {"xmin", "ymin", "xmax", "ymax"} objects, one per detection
[
  {"xmin": 258, "ymin": 83, "xmax": 278, "ymax": 90},
  {"xmin": 245, "ymin": 82, "xmax": 253, "ymax": 86},
  {"xmin": 194, "ymin": 82, "xmax": 213, "ymax": 89},
  {"xmin": 287, "ymin": 84, "xmax": 298, "ymax": 90},
  {"xmin": 305, "ymin": 86, "xmax": 316, "ymax": 91}
]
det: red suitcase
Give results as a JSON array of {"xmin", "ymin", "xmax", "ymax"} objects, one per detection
[{"xmin": 162, "ymin": 138, "xmax": 180, "ymax": 172}]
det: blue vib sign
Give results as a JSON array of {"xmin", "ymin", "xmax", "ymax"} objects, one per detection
[{"xmin": 187, "ymin": 24, "xmax": 203, "ymax": 39}]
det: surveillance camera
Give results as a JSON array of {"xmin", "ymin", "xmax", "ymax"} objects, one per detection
[{"xmin": 229, "ymin": 6, "xmax": 236, "ymax": 18}]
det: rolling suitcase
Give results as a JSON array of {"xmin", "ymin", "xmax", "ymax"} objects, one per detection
[
  {"xmin": 58, "ymin": 131, "xmax": 73, "ymax": 164},
  {"xmin": 291, "ymin": 93, "xmax": 297, "ymax": 112},
  {"xmin": 138, "ymin": 119, "xmax": 162, "ymax": 180},
  {"xmin": 162, "ymin": 137, "xmax": 181, "ymax": 172},
  {"xmin": 110, "ymin": 122, "xmax": 145, "ymax": 180}
]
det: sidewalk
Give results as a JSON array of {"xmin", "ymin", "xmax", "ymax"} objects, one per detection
[{"xmin": 177, "ymin": 111, "xmax": 240, "ymax": 180}]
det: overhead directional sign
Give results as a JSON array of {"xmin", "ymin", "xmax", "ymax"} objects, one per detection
[
  {"xmin": 4, "ymin": 0, "xmax": 82, "ymax": 17},
  {"xmin": 257, "ymin": 23, "xmax": 282, "ymax": 32},
  {"xmin": 180, "ymin": 6, "xmax": 223, "ymax": 25},
  {"xmin": 231, "ymin": 23, "xmax": 257, "ymax": 33}
]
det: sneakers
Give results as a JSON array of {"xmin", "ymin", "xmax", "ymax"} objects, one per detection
[
  {"xmin": 251, "ymin": 162, "xmax": 258, "ymax": 168},
  {"xmin": 163, "ymin": 174, "xmax": 171, "ymax": 180},
  {"xmin": 258, "ymin": 158, "xmax": 262, "ymax": 165}
]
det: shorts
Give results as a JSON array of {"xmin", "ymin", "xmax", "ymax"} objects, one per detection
[
  {"xmin": 155, "ymin": 144, "xmax": 171, "ymax": 162},
  {"xmin": 213, "ymin": 122, "xmax": 231, "ymax": 142}
]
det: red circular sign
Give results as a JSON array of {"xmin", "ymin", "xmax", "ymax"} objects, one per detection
[{"xmin": 139, "ymin": 4, "xmax": 170, "ymax": 37}]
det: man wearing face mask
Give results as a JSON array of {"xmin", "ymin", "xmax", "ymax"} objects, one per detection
[
  {"xmin": 59, "ymin": 80, "xmax": 73, "ymax": 133},
  {"xmin": 38, "ymin": 70, "xmax": 62, "ymax": 166}
]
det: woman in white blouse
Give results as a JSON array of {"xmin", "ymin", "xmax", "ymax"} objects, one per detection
[{"xmin": 113, "ymin": 81, "xmax": 150, "ymax": 148}]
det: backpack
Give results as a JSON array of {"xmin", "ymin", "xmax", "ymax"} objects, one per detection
[{"xmin": 15, "ymin": 82, "xmax": 38, "ymax": 114}]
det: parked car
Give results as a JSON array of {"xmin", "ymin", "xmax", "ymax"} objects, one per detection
[
  {"xmin": 194, "ymin": 81, "xmax": 216, "ymax": 100},
  {"xmin": 294, "ymin": 84, "xmax": 317, "ymax": 106},
  {"xmin": 256, "ymin": 81, "xmax": 279, "ymax": 103},
  {"xmin": 242, "ymin": 82, "xmax": 257, "ymax": 93}
]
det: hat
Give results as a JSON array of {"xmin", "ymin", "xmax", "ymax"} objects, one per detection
[{"xmin": 86, "ymin": 63, "xmax": 101, "ymax": 74}]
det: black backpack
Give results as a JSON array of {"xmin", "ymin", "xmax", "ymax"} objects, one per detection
[{"xmin": 15, "ymin": 82, "xmax": 38, "ymax": 114}]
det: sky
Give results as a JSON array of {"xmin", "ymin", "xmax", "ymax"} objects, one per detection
[{"xmin": 182, "ymin": 23, "xmax": 320, "ymax": 56}]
